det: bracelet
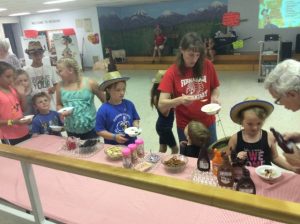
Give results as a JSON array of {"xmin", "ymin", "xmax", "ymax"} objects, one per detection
[
  {"xmin": 7, "ymin": 119, "xmax": 13, "ymax": 126},
  {"xmin": 112, "ymin": 134, "xmax": 116, "ymax": 141}
]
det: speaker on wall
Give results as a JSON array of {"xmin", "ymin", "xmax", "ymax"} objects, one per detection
[
  {"xmin": 281, "ymin": 42, "xmax": 292, "ymax": 61},
  {"xmin": 296, "ymin": 34, "xmax": 300, "ymax": 54}
]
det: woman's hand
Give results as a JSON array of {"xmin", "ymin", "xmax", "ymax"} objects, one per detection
[
  {"xmin": 180, "ymin": 94, "xmax": 197, "ymax": 105},
  {"xmin": 283, "ymin": 132, "xmax": 300, "ymax": 143},
  {"xmin": 283, "ymin": 149, "xmax": 300, "ymax": 168},
  {"xmin": 48, "ymin": 86, "xmax": 56, "ymax": 94}
]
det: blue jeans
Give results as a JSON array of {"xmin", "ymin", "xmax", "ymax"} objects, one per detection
[{"xmin": 177, "ymin": 123, "xmax": 217, "ymax": 154}]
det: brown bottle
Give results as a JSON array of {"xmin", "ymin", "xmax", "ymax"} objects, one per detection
[
  {"xmin": 231, "ymin": 149, "xmax": 245, "ymax": 183},
  {"xmin": 270, "ymin": 127, "xmax": 295, "ymax": 154},
  {"xmin": 236, "ymin": 167, "xmax": 256, "ymax": 194},
  {"xmin": 217, "ymin": 154, "xmax": 234, "ymax": 187},
  {"xmin": 197, "ymin": 147, "xmax": 210, "ymax": 172}
]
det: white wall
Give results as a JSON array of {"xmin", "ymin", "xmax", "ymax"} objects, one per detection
[
  {"xmin": 228, "ymin": 0, "xmax": 299, "ymax": 52},
  {"xmin": 20, "ymin": 7, "xmax": 103, "ymax": 67}
]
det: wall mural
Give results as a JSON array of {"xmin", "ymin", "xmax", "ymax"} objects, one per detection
[{"xmin": 97, "ymin": 0, "xmax": 228, "ymax": 57}]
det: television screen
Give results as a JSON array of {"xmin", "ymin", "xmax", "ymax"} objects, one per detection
[{"xmin": 258, "ymin": 0, "xmax": 300, "ymax": 29}]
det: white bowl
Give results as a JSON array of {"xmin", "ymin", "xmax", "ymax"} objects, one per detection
[
  {"xmin": 124, "ymin": 127, "xmax": 142, "ymax": 137},
  {"xmin": 49, "ymin": 125, "xmax": 63, "ymax": 132},
  {"xmin": 20, "ymin": 115, "xmax": 34, "ymax": 122},
  {"xmin": 255, "ymin": 165, "xmax": 282, "ymax": 181},
  {"xmin": 58, "ymin": 107, "xmax": 74, "ymax": 114},
  {"xmin": 201, "ymin": 103, "xmax": 221, "ymax": 115}
]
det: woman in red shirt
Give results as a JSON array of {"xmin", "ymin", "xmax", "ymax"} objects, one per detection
[{"xmin": 158, "ymin": 32, "xmax": 220, "ymax": 155}]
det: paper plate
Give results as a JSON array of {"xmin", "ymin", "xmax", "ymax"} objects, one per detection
[
  {"xmin": 255, "ymin": 165, "xmax": 282, "ymax": 181},
  {"xmin": 124, "ymin": 127, "xmax": 142, "ymax": 137},
  {"xmin": 201, "ymin": 103, "xmax": 221, "ymax": 115},
  {"xmin": 20, "ymin": 115, "xmax": 34, "ymax": 122},
  {"xmin": 58, "ymin": 107, "xmax": 74, "ymax": 114},
  {"xmin": 49, "ymin": 125, "xmax": 63, "ymax": 132}
]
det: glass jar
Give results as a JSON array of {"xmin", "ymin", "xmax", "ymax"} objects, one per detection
[
  {"xmin": 122, "ymin": 147, "xmax": 132, "ymax": 168},
  {"xmin": 128, "ymin": 143, "xmax": 138, "ymax": 163}
]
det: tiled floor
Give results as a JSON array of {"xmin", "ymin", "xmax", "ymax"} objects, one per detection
[{"xmin": 88, "ymin": 69, "xmax": 300, "ymax": 154}]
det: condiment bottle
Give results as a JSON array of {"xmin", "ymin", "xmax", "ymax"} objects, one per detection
[
  {"xmin": 212, "ymin": 149, "xmax": 223, "ymax": 176},
  {"xmin": 122, "ymin": 147, "xmax": 132, "ymax": 168},
  {"xmin": 128, "ymin": 143, "xmax": 138, "ymax": 163},
  {"xmin": 135, "ymin": 139, "xmax": 145, "ymax": 158},
  {"xmin": 270, "ymin": 127, "xmax": 295, "ymax": 153},
  {"xmin": 217, "ymin": 153, "xmax": 234, "ymax": 188},
  {"xmin": 197, "ymin": 147, "xmax": 210, "ymax": 172},
  {"xmin": 236, "ymin": 167, "xmax": 256, "ymax": 194},
  {"xmin": 230, "ymin": 149, "xmax": 245, "ymax": 183}
]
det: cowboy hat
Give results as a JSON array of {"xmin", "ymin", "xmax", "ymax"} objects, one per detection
[
  {"xmin": 25, "ymin": 41, "xmax": 45, "ymax": 54},
  {"xmin": 230, "ymin": 96, "xmax": 274, "ymax": 124},
  {"xmin": 152, "ymin": 70, "xmax": 166, "ymax": 83},
  {"xmin": 99, "ymin": 71, "xmax": 129, "ymax": 91}
]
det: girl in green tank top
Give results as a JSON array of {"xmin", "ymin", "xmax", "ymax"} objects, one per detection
[{"xmin": 56, "ymin": 58, "xmax": 105, "ymax": 139}]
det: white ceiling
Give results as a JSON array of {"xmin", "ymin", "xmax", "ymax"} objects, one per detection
[{"xmin": 0, "ymin": 0, "xmax": 176, "ymax": 17}]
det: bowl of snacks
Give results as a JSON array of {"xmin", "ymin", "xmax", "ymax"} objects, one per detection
[
  {"xmin": 255, "ymin": 165, "xmax": 282, "ymax": 181},
  {"xmin": 104, "ymin": 145, "xmax": 123, "ymax": 160},
  {"xmin": 161, "ymin": 154, "xmax": 188, "ymax": 173},
  {"xmin": 201, "ymin": 103, "xmax": 221, "ymax": 115},
  {"xmin": 58, "ymin": 106, "xmax": 74, "ymax": 114}
]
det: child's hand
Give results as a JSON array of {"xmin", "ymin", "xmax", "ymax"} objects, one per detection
[
  {"xmin": 48, "ymin": 86, "xmax": 56, "ymax": 94},
  {"xmin": 180, "ymin": 140, "xmax": 188, "ymax": 148},
  {"xmin": 14, "ymin": 85, "xmax": 26, "ymax": 97},
  {"xmin": 237, "ymin": 151, "xmax": 247, "ymax": 160},
  {"xmin": 115, "ymin": 134, "xmax": 127, "ymax": 144}
]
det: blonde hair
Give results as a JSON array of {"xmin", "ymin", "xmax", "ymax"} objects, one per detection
[
  {"xmin": 187, "ymin": 121, "xmax": 210, "ymax": 147},
  {"xmin": 239, "ymin": 107, "xmax": 268, "ymax": 123},
  {"xmin": 57, "ymin": 57, "xmax": 81, "ymax": 85}
]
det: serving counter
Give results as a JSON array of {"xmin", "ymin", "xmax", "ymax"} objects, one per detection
[{"xmin": 0, "ymin": 135, "xmax": 299, "ymax": 224}]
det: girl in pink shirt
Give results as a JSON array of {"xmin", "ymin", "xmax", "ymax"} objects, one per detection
[{"xmin": 0, "ymin": 62, "xmax": 31, "ymax": 145}]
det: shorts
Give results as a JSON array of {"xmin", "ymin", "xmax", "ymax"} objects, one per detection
[
  {"xmin": 154, "ymin": 45, "xmax": 164, "ymax": 50},
  {"xmin": 156, "ymin": 125, "xmax": 176, "ymax": 148}
]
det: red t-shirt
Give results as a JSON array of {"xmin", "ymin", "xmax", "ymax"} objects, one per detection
[
  {"xmin": 158, "ymin": 59, "xmax": 220, "ymax": 129},
  {"xmin": 155, "ymin": 34, "xmax": 166, "ymax": 46}
]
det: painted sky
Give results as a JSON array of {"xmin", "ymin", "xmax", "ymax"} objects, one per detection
[{"xmin": 99, "ymin": 0, "xmax": 227, "ymax": 18}]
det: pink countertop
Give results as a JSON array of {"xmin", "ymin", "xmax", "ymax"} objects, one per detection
[{"xmin": 1, "ymin": 135, "xmax": 298, "ymax": 224}]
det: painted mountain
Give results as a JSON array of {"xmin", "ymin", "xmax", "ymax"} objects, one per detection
[{"xmin": 99, "ymin": 1, "xmax": 227, "ymax": 31}]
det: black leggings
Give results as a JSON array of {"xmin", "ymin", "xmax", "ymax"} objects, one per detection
[{"xmin": 1, "ymin": 134, "xmax": 31, "ymax": 145}]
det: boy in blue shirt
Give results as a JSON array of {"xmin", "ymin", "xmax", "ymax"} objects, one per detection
[{"xmin": 31, "ymin": 92, "xmax": 63, "ymax": 136}]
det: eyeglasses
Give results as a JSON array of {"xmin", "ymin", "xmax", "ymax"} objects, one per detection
[{"xmin": 274, "ymin": 96, "xmax": 282, "ymax": 105}]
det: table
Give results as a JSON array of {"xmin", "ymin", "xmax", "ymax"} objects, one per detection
[{"xmin": 1, "ymin": 135, "xmax": 299, "ymax": 224}]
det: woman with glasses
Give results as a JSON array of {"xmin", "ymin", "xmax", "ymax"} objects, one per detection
[
  {"xmin": 265, "ymin": 59, "xmax": 300, "ymax": 168},
  {"xmin": 158, "ymin": 32, "xmax": 220, "ymax": 156}
]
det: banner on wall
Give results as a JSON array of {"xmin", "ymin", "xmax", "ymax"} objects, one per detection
[
  {"xmin": 52, "ymin": 33, "xmax": 82, "ymax": 69},
  {"xmin": 20, "ymin": 35, "xmax": 51, "ymax": 67}
]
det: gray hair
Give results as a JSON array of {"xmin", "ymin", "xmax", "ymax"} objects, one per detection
[
  {"xmin": 264, "ymin": 59, "xmax": 300, "ymax": 95},
  {"xmin": 0, "ymin": 39, "xmax": 10, "ymax": 52}
]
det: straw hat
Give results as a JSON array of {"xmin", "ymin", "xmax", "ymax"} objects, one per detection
[
  {"xmin": 230, "ymin": 96, "xmax": 274, "ymax": 124},
  {"xmin": 25, "ymin": 41, "xmax": 45, "ymax": 54},
  {"xmin": 152, "ymin": 70, "xmax": 166, "ymax": 83},
  {"xmin": 99, "ymin": 71, "xmax": 129, "ymax": 91}
]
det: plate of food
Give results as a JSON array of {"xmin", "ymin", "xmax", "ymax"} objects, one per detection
[
  {"xmin": 104, "ymin": 145, "xmax": 124, "ymax": 160},
  {"xmin": 161, "ymin": 154, "xmax": 188, "ymax": 173},
  {"xmin": 201, "ymin": 103, "xmax": 221, "ymax": 115},
  {"xmin": 49, "ymin": 125, "xmax": 64, "ymax": 132},
  {"xmin": 58, "ymin": 107, "xmax": 74, "ymax": 114},
  {"xmin": 124, "ymin": 127, "xmax": 142, "ymax": 137},
  {"xmin": 20, "ymin": 114, "xmax": 34, "ymax": 122},
  {"xmin": 255, "ymin": 165, "xmax": 282, "ymax": 181}
]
